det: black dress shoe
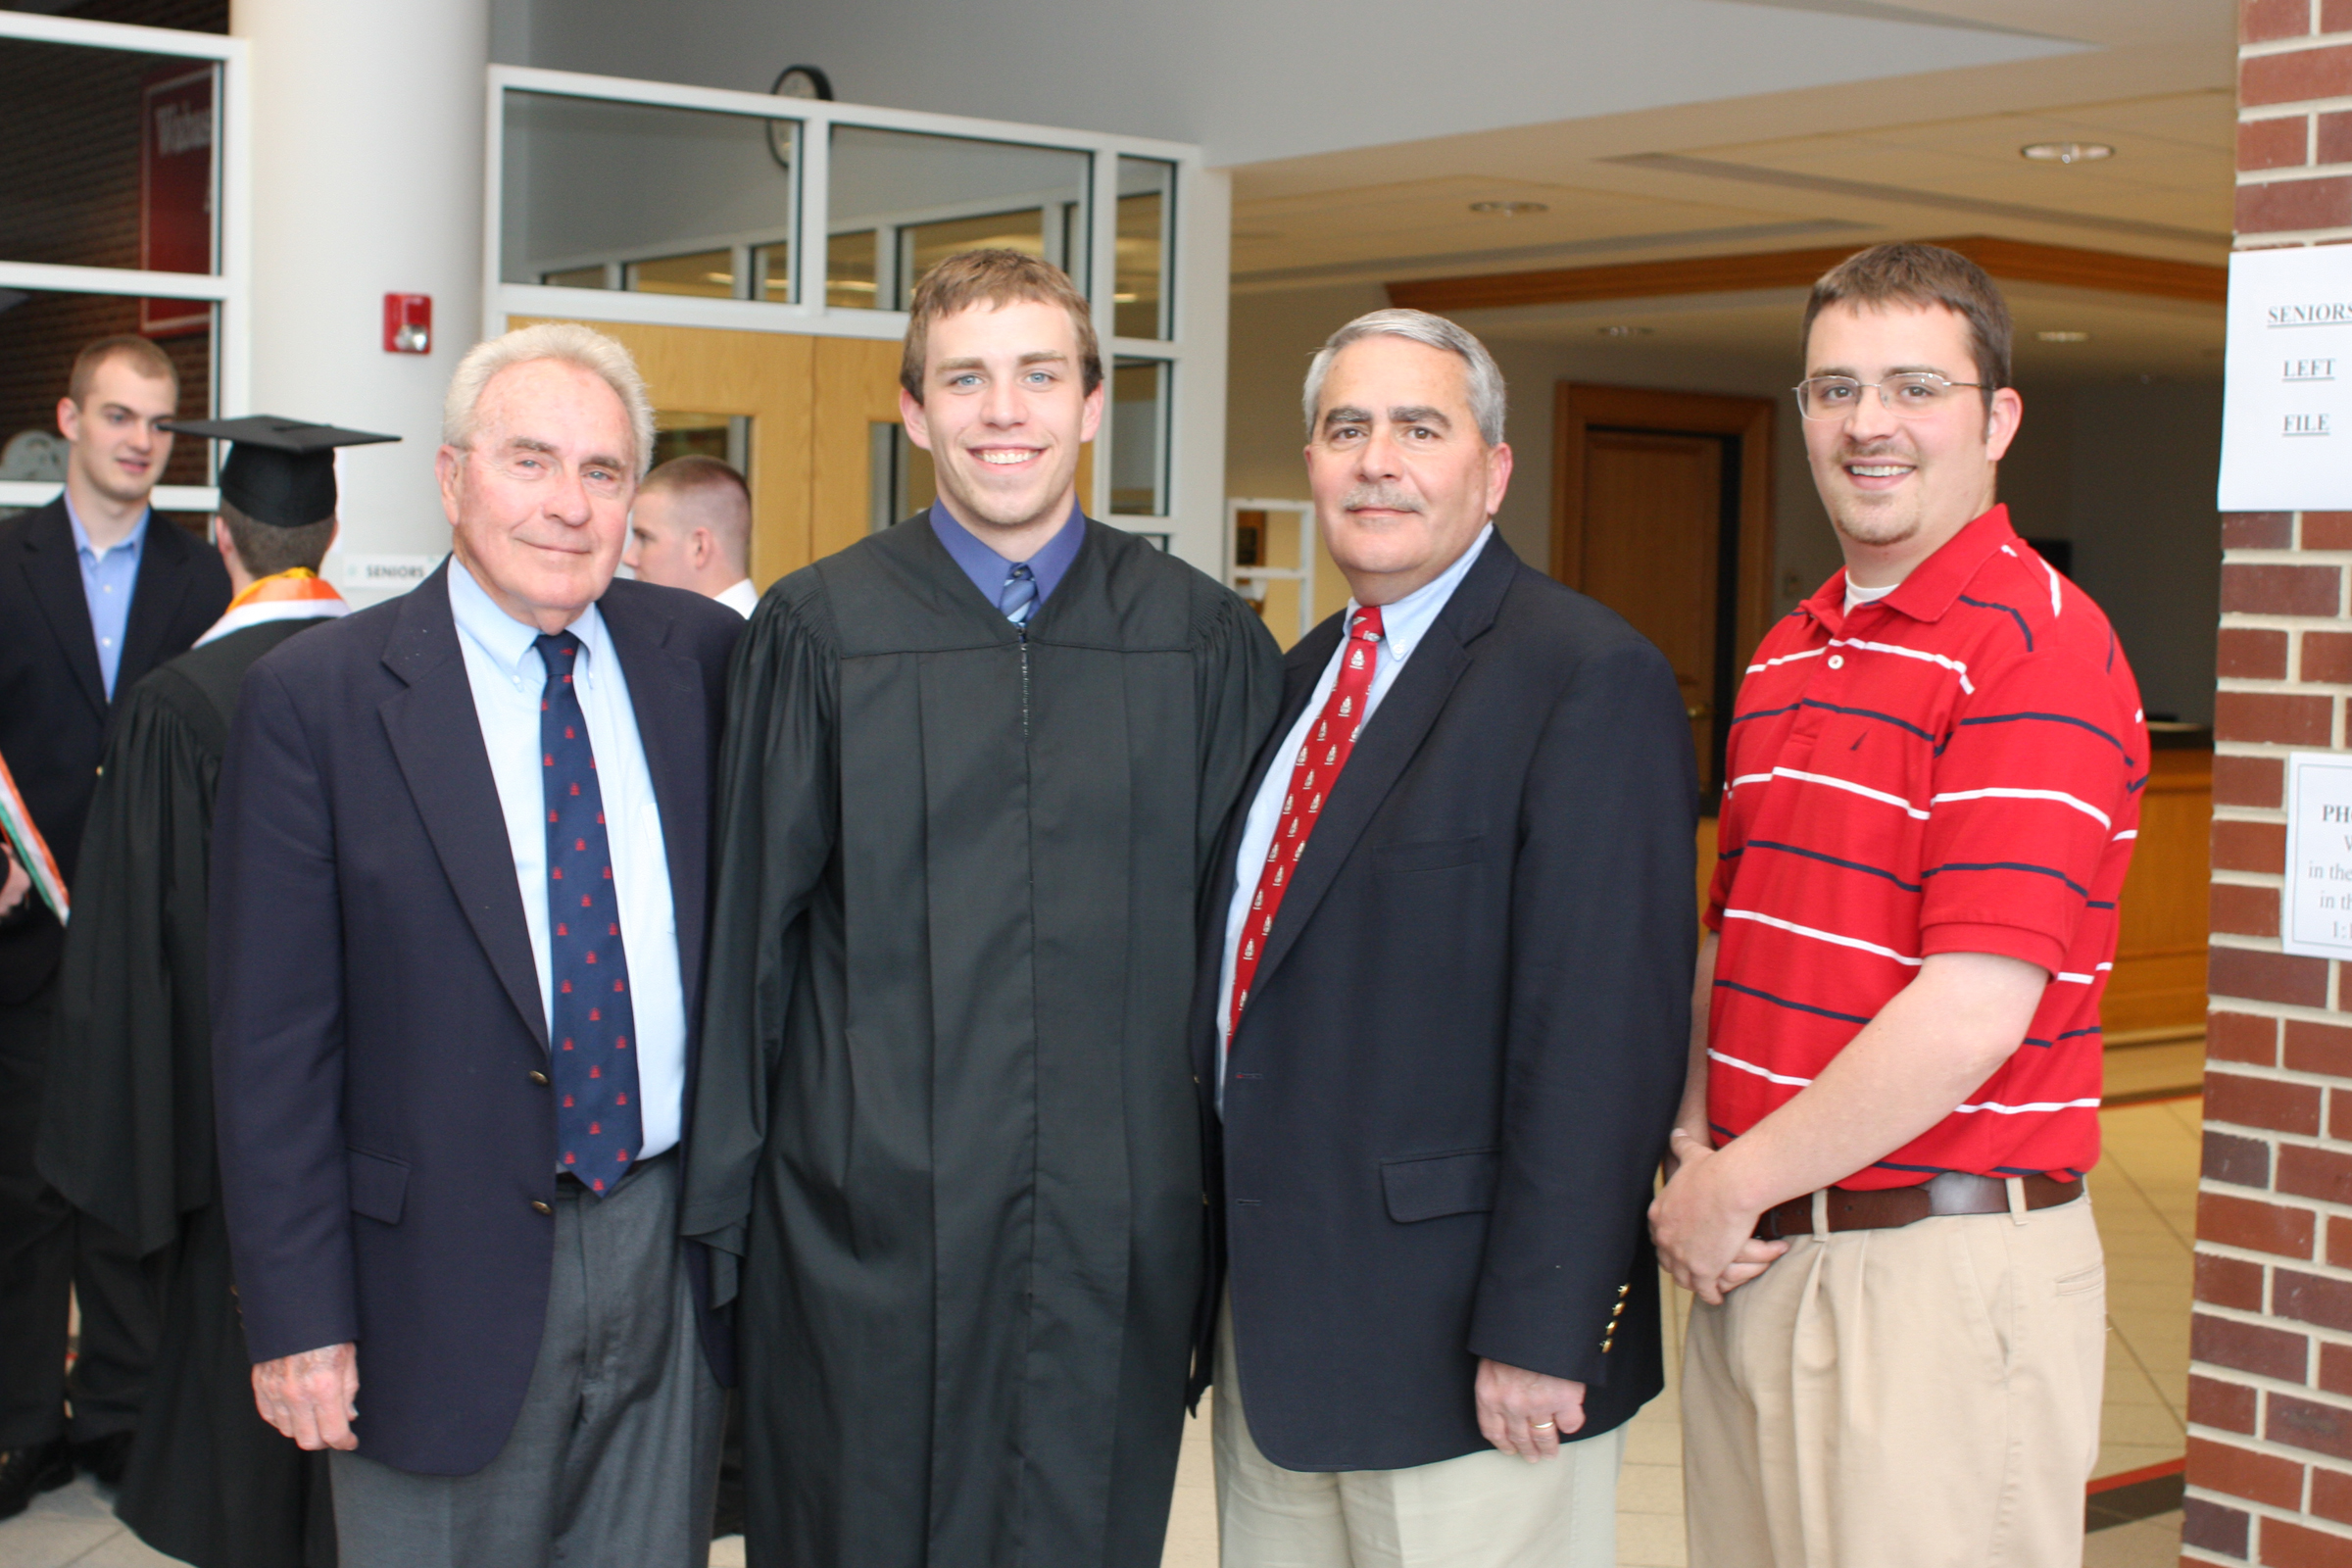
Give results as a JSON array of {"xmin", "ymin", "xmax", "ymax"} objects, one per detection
[
  {"xmin": 0, "ymin": 1438, "xmax": 74, "ymax": 1521},
  {"xmin": 70, "ymin": 1431, "xmax": 133, "ymax": 1488}
]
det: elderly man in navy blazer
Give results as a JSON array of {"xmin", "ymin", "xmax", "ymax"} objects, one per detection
[
  {"xmin": 208, "ymin": 323, "xmax": 743, "ymax": 1567},
  {"xmin": 1199, "ymin": 310, "xmax": 1695, "ymax": 1568}
]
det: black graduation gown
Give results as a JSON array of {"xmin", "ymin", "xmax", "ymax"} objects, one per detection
[
  {"xmin": 682, "ymin": 517, "xmax": 1281, "ymax": 1568},
  {"xmin": 36, "ymin": 617, "xmax": 337, "ymax": 1568}
]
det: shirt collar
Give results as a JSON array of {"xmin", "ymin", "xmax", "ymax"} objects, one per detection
[
  {"xmin": 928, "ymin": 500, "xmax": 1088, "ymax": 610},
  {"xmin": 448, "ymin": 553, "xmax": 607, "ymax": 682},
  {"xmin": 1806, "ymin": 503, "xmax": 2017, "ymax": 631},
  {"xmin": 1348, "ymin": 523, "xmax": 1494, "ymax": 664},
  {"xmin": 64, "ymin": 492, "xmax": 151, "ymax": 564}
]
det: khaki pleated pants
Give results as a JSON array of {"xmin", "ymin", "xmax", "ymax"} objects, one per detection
[
  {"xmin": 1213, "ymin": 1298, "xmax": 1623, "ymax": 1568},
  {"xmin": 1681, "ymin": 1191, "xmax": 2105, "ymax": 1568}
]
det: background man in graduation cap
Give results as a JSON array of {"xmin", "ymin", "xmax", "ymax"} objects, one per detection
[
  {"xmin": 35, "ymin": 416, "xmax": 388, "ymax": 1568},
  {"xmin": 208, "ymin": 322, "xmax": 742, "ymax": 1567},
  {"xmin": 0, "ymin": 334, "xmax": 228, "ymax": 1518},
  {"xmin": 625, "ymin": 455, "xmax": 758, "ymax": 615},
  {"xmin": 681, "ymin": 249, "xmax": 1283, "ymax": 1568}
]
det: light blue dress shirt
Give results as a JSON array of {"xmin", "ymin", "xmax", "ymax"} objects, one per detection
[
  {"xmin": 447, "ymin": 558, "xmax": 689, "ymax": 1160},
  {"xmin": 65, "ymin": 496, "xmax": 149, "ymax": 699},
  {"xmin": 1214, "ymin": 524, "xmax": 1495, "ymax": 1108},
  {"xmin": 928, "ymin": 500, "xmax": 1087, "ymax": 620}
]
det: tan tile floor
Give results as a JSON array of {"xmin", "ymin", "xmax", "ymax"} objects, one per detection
[{"xmin": 1, "ymin": 1047, "xmax": 2204, "ymax": 1568}]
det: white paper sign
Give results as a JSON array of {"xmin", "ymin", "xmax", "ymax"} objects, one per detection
[
  {"xmin": 2218, "ymin": 246, "xmax": 2352, "ymax": 511},
  {"xmin": 2282, "ymin": 751, "xmax": 2352, "ymax": 958}
]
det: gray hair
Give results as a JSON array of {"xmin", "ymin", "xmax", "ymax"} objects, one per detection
[
  {"xmin": 441, "ymin": 321, "xmax": 657, "ymax": 477},
  {"xmin": 1301, "ymin": 308, "xmax": 1507, "ymax": 447}
]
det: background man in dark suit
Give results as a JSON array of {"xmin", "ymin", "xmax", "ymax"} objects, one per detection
[
  {"xmin": 0, "ymin": 335, "xmax": 228, "ymax": 1515},
  {"xmin": 209, "ymin": 322, "xmax": 742, "ymax": 1567},
  {"xmin": 1200, "ymin": 309, "xmax": 1695, "ymax": 1567}
]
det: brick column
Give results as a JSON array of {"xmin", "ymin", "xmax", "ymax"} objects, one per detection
[{"xmin": 2184, "ymin": 6, "xmax": 2352, "ymax": 1561}]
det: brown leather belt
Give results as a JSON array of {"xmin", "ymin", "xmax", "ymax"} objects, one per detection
[{"xmin": 1754, "ymin": 1172, "xmax": 2082, "ymax": 1242}]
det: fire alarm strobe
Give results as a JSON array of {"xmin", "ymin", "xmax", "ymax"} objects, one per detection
[{"xmin": 383, "ymin": 294, "xmax": 431, "ymax": 354}]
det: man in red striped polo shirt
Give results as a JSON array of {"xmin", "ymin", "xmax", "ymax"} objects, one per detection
[{"xmin": 1650, "ymin": 243, "xmax": 2144, "ymax": 1567}]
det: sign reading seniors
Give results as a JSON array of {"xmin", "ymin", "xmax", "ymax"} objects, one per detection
[
  {"xmin": 2280, "ymin": 751, "xmax": 2352, "ymax": 959},
  {"xmin": 2219, "ymin": 245, "xmax": 2352, "ymax": 510}
]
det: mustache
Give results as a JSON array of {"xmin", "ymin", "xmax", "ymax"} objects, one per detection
[
  {"xmin": 1836, "ymin": 439, "xmax": 1915, "ymax": 464},
  {"xmin": 1343, "ymin": 484, "xmax": 1423, "ymax": 513}
]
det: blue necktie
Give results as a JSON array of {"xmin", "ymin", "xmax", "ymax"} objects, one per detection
[
  {"xmin": 999, "ymin": 562, "xmax": 1038, "ymax": 625},
  {"xmin": 536, "ymin": 631, "xmax": 643, "ymax": 1195}
]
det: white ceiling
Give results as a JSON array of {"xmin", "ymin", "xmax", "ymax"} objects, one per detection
[{"xmin": 502, "ymin": 0, "xmax": 2237, "ymax": 374}]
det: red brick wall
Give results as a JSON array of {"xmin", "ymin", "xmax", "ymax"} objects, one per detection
[{"xmin": 2186, "ymin": 6, "xmax": 2352, "ymax": 1560}]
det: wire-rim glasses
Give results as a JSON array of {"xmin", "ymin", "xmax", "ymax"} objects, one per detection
[{"xmin": 1792, "ymin": 373, "xmax": 1984, "ymax": 420}]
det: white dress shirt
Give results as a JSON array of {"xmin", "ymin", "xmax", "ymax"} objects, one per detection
[
  {"xmin": 715, "ymin": 577, "xmax": 759, "ymax": 617},
  {"xmin": 1214, "ymin": 524, "xmax": 1494, "ymax": 1108},
  {"xmin": 447, "ymin": 559, "xmax": 689, "ymax": 1159}
]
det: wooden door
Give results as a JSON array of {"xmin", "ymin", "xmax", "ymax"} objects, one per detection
[
  {"xmin": 1553, "ymin": 385, "xmax": 1774, "ymax": 798},
  {"xmin": 512, "ymin": 318, "xmax": 1094, "ymax": 585},
  {"xmin": 1577, "ymin": 430, "xmax": 1723, "ymax": 778}
]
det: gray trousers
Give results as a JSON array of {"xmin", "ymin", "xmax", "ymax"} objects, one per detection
[{"xmin": 329, "ymin": 1153, "xmax": 724, "ymax": 1568}]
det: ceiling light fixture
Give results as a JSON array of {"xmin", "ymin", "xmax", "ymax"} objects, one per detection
[
  {"xmin": 1469, "ymin": 200, "xmax": 1548, "ymax": 217},
  {"xmin": 1595, "ymin": 324, "xmax": 1653, "ymax": 338},
  {"xmin": 2020, "ymin": 141, "xmax": 2113, "ymax": 165},
  {"xmin": 2036, "ymin": 330, "xmax": 2091, "ymax": 343}
]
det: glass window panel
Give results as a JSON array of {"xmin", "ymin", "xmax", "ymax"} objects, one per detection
[
  {"xmin": 752, "ymin": 244, "xmax": 791, "ymax": 304},
  {"xmin": 1, "ymin": 39, "xmax": 220, "ymax": 274},
  {"xmin": 1108, "ymin": 358, "xmax": 1168, "ymax": 516},
  {"xmin": 1115, "ymin": 158, "xmax": 1174, "ymax": 340},
  {"xmin": 867, "ymin": 422, "xmax": 938, "ymax": 531},
  {"xmin": 541, "ymin": 264, "xmax": 611, "ymax": 290},
  {"xmin": 828, "ymin": 124, "xmax": 1090, "ymax": 311},
  {"xmin": 0, "ymin": 290, "xmax": 217, "ymax": 501},
  {"xmin": 502, "ymin": 91, "xmax": 795, "ymax": 299},
  {"xmin": 627, "ymin": 250, "xmax": 737, "ymax": 299},
  {"xmin": 827, "ymin": 231, "xmax": 878, "ymax": 309},
  {"xmin": 651, "ymin": 412, "xmax": 749, "ymax": 474},
  {"xmin": 900, "ymin": 209, "xmax": 1047, "ymax": 307}
]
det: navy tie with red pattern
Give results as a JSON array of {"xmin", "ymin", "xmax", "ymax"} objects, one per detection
[{"xmin": 536, "ymin": 631, "xmax": 643, "ymax": 1195}]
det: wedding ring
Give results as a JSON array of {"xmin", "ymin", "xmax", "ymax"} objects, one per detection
[{"xmin": 1533, "ymin": 1420, "xmax": 1555, "ymax": 1430}]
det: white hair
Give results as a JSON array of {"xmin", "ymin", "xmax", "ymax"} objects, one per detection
[
  {"xmin": 1301, "ymin": 308, "xmax": 1507, "ymax": 447},
  {"xmin": 441, "ymin": 321, "xmax": 656, "ymax": 477}
]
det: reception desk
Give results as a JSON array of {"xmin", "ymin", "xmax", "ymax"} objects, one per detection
[{"xmin": 1692, "ymin": 745, "xmax": 2212, "ymax": 1040}]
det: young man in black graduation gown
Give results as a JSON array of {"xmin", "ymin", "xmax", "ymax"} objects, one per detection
[
  {"xmin": 682, "ymin": 250, "xmax": 1283, "ymax": 1568},
  {"xmin": 36, "ymin": 417, "xmax": 394, "ymax": 1568}
]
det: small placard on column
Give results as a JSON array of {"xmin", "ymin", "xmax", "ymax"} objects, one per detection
[{"xmin": 2281, "ymin": 751, "xmax": 2352, "ymax": 959}]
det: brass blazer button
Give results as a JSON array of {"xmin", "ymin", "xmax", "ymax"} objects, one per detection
[{"xmin": 531, "ymin": 1200, "xmax": 554, "ymax": 1216}]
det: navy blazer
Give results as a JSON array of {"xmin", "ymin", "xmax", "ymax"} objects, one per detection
[
  {"xmin": 1192, "ymin": 532, "xmax": 1697, "ymax": 1472},
  {"xmin": 209, "ymin": 562, "xmax": 742, "ymax": 1476},
  {"xmin": 0, "ymin": 499, "xmax": 228, "ymax": 1002}
]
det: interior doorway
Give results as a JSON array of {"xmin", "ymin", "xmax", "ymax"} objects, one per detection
[{"xmin": 1551, "ymin": 384, "xmax": 1775, "ymax": 794}]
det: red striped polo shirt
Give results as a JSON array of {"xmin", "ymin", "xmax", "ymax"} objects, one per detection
[{"xmin": 1704, "ymin": 505, "xmax": 2145, "ymax": 1188}]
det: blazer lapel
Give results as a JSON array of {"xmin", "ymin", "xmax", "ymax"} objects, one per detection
[
  {"xmin": 599, "ymin": 585, "xmax": 710, "ymax": 1050},
  {"xmin": 1241, "ymin": 534, "xmax": 1518, "ymax": 1018},
  {"xmin": 19, "ymin": 505, "xmax": 107, "ymax": 721},
  {"xmin": 118, "ymin": 518, "xmax": 196, "ymax": 704},
  {"xmin": 377, "ymin": 565, "xmax": 550, "ymax": 1050}
]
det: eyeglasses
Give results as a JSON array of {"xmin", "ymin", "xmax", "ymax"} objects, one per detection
[{"xmin": 1792, "ymin": 373, "xmax": 1984, "ymax": 420}]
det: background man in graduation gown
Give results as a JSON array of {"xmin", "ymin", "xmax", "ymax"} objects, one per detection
[
  {"xmin": 0, "ymin": 335, "xmax": 228, "ymax": 1517},
  {"xmin": 1200, "ymin": 311, "xmax": 1694, "ymax": 1568},
  {"xmin": 682, "ymin": 249, "xmax": 1283, "ymax": 1568},
  {"xmin": 208, "ymin": 324, "xmax": 741, "ymax": 1567},
  {"xmin": 625, "ymin": 455, "xmax": 758, "ymax": 615},
  {"xmin": 35, "ymin": 416, "xmax": 391, "ymax": 1568}
]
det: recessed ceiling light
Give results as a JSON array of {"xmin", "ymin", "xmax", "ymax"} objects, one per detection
[
  {"xmin": 2021, "ymin": 141, "xmax": 2113, "ymax": 165},
  {"xmin": 2036, "ymin": 329, "xmax": 2091, "ymax": 342},
  {"xmin": 1595, "ymin": 324, "xmax": 1653, "ymax": 338},
  {"xmin": 1469, "ymin": 200, "xmax": 1548, "ymax": 217}
]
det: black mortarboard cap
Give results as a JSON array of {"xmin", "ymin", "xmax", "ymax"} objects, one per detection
[{"xmin": 161, "ymin": 415, "xmax": 400, "ymax": 528}]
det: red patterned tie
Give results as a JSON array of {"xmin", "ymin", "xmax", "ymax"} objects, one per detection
[{"xmin": 1228, "ymin": 605, "xmax": 1384, "ymax": 1038}]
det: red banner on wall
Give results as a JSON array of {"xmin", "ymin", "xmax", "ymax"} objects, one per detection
[{"xmin": 140, "ymin": 64, "xmax": 216, "ymax": 339}]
